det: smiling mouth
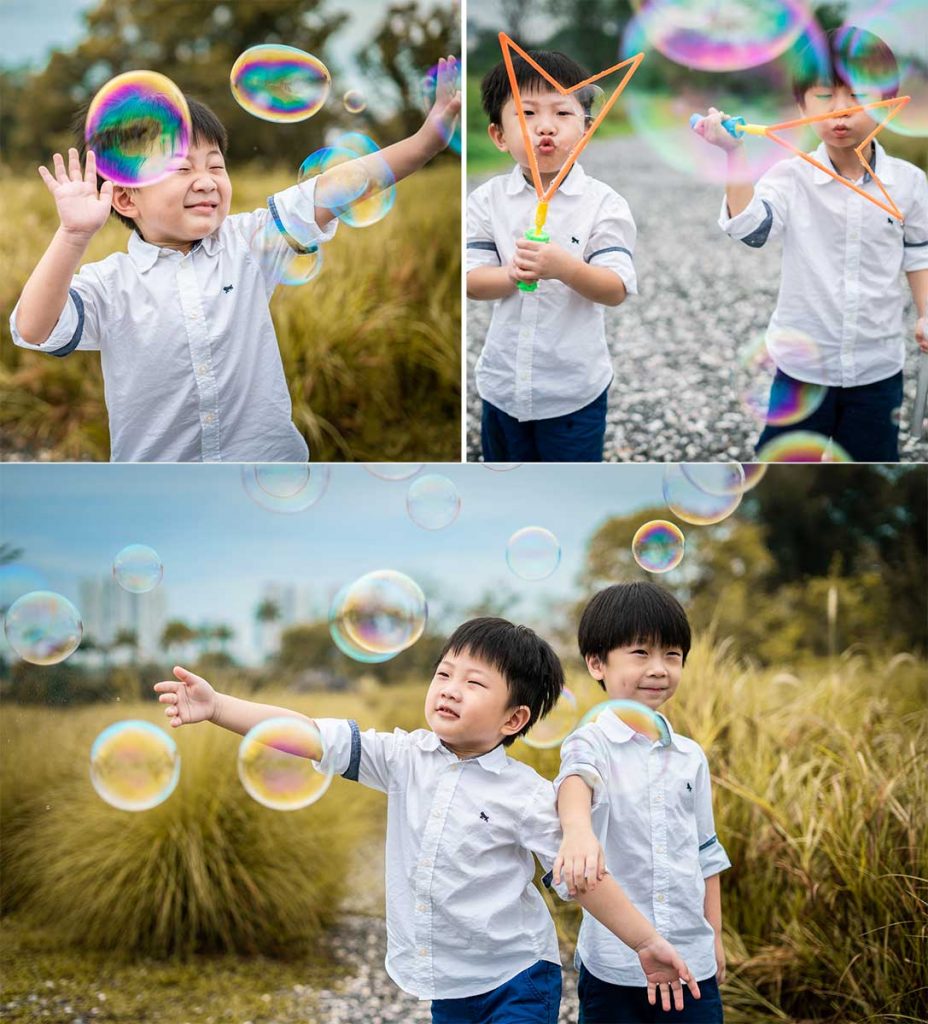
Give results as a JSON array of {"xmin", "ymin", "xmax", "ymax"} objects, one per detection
[
  {"xmin": 185, "ymin": 202, "xmax": 219, "ymax": 210},
  {"xmin": 435, "ymin": 704, "xmax": 460, "ymax": 719}
]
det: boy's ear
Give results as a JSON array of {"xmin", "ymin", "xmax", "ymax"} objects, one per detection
[
  {"xmin": 111, "ymin": 186, "xmax": 139, "ymax": 218},
  {"xmin": 487, "ymin": 122, "xmax": 509, "ymax": 153},
  {"xmin": 585, "ymin": 653, "xmax": 605, "ymax": 680},
  {"xmin": 501, "ymin": 703, "xmax": 531, "ymax": 737}
]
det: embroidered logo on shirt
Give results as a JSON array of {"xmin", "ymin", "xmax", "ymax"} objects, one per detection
[
  {"xmin": 571, "ymin": 236, "xmax": 580, "ymax": 245},
  {"xmin": 686, "ymin": 782, "xmax": 692, "ymax": 792},
  {"xmin": 223, "ymin": 285, "xmax": 234, "ymax": 293},
  {"xmin": 479, "ymin": 811, "xmax": 490, "ymax": 822}
]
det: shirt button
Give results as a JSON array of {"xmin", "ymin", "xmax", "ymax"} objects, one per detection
[
  {"xmin": 419, "ymin": 948, "xmax": 428, "ymax": 957},
  {"xmin": 196, "ymin": 363, "xmax": 207, "ymax": 375},
  {"xmin": 204, "ymin": 412, "xmax": 215, "ymax": 424},
  {"xmin": 657, "ymin": 893, "xmax": 665, "ymax": 903},
  {"xmin": 421, "ymin": 858, "xmax": 431, "ymax": 867},
  {"xmin": 417, "ymin": 903, "xmax": 427, "ymax": 912}
]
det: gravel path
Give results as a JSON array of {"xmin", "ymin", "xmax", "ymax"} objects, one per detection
[{"xmin": 466, "ymin": 136, "xmax": 928, "ymax": 463}]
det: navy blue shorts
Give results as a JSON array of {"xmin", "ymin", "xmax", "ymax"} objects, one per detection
[
  {"xmin": 578, "ymin": 962, "xmax": 723, "ymax": 1024},
  {"xmin": 431, "ymin": 959, "xmax": 562, "ymax": 1024},
  {"xmin": 481, "ymin": 387, "xmax": 608, "ymax": 463}
]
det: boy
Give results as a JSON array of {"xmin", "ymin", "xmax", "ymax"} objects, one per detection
[
  {"xmin": 10, "ymin": 58, "xmax": 460, "ymax": 462},
  {"xmin": 696, "ymin": 27, "xmax": 928, "ymax": 461},
  {"xmin": 155, "ymin": 616, "xmax": 701, "ymax": 1022},
  {"xmin": 554, "ymin": 584, "xmax": 730, "ymax": 1023},
  {"xmin": 467, "ymin": 52, "xmax": 637, "ymax": 463}
]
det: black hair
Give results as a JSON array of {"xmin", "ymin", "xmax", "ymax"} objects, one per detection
[
  {"xmin": 481, "ymin": 50, "xmax": 595, "ymax": 126},
  {"xmin": 792, "ymin": 26, "xmax": 899, "ymax": 106},
  {"xmin": 578, "ymin": 583, "xmax": 691, "ymax": 686},
  {"xmin": 436, "ymin": 617, "xmax": 564, "ymax": 746},
  {"xmin": 73, "ymin": 96, "xmax": 229, "ymax": 232}
]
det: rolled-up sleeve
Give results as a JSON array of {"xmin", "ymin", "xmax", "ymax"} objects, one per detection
[
  {"xmin": 521, "ymin": 775, "xmax": 575, "ymax": 903},
  {"xmin": 585, "ymin": 192, "xmax": 638, "ymax": 296},
  {"xmin": 718, "ymin": 161, "xmax": 790, "ymax": 249},
  {"xmin": 555, "ymin": 727, "xmax": 608, "ymax": 803},
  {"xmin": 268, "ymin": 177, "xmax": 340, "ymax": 250},
  {"xmin": 11, "ymin": 267, "xmax": 105, "ymax": 355},
  {"xmin": 902, "ymin": 169, "xmax": 928, "ymax": 272},
  {"xmin": 466, "ymin": 184, "xmax": 501, "ymax": 273},
  {"xmin": 694, "ymin": 751, "xmax": 732, "ymax": 878},
  {"xmin": 313, "ymin": 718, "xmax": 404, "ymax": 794}
]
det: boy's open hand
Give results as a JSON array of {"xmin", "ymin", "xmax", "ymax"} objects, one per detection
[
  {"xmin": 154, "ymin": 666, "xmax": 217, "ymax": 727},
  {"xmin": 513, "ymin": 237, "xmax": 574, "ymax": 283},
  {"xmin": 693, "ymin": 107, "xmax": 743, "ymax": 152},
  {"xmin": 635, "ymin": 934, "xmax": 701, "ymax": 1011},
  {"xmin": 915, "ymin": 316, "xmax": 927, "ymax": 353},
  {"xmin": 553, "ymin": 829, "xmax": 605, "ymax": 895},
  {"xmin": 423, "ymin": 55, "xmax": 462, "ymax": 151},
  {"xmin": 38, "ymin": 148, "xmax": 113, "ymax": 239}
]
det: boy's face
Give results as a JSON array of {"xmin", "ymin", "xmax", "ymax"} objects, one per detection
[
  {"xmin": 112, "ymin": 139, "xmax": 232, "ymax": 250},
  {"xmin": 424, "ymin": 648, "xmax": 530, "ymax": 757},
  {"xmin": 800, "ymin": 83, "xmax": 879, "ymax": 151},
  {"xmin": 586, "ymin": 640, "xmax": 684, "ymax": 711},
  {"xmin": 488, "ymin": 86, "xmax": 588, "ymax": 179}
]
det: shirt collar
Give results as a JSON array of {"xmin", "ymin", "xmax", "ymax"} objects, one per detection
[
  {"xmin": 596, "ymin": 704, "xmax": 686, "ymax": 753},
  {"xmin": 419, "ymin": 730, "xmax": 508, "ymax": 774},
  {"xmin": 504, "ymin": 161, "xmax": 587, "ymax": 197},
  {"xmin": 127, "ymin": 229, "xmax": 224, "ymax": 272},
  {"xmin": 810, "ymin": 139, "xmax": 893, "ymax": 186}
]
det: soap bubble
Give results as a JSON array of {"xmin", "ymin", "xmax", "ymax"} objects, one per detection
[
  {"xmin": 483, "ymin": 463, "xmax": 521, "ymax": 472},
  {"xmin": 90, "ymin": 720, "xmax": 180, "ymax": 811},
  {"xmin": 365, "ymin": 464, "xmax": 423, "ymax": 480},
  {"xmin": 406, "ymin": 474, "xmax": 461, "ymax": 530},
  {"xmin": 4, "ymin": 591, "xmax": 82, "ymax": 666},
  {"xmin": 421, "ymin": 60, "xmax": 462, "ymax": 154},
  {"xmin": 506, "ymin": 527, "xmax": 561, "ymax": 581},
  {"xmin": 249, "ymin": 219, "xmax": 323, "ymax": 287},
  {"xmin": 85, "ymin": 70, "xmax": 191, "ymax": 186},
  {"xmin": 299, "ymin": 132, "xmax": 396, "ymax": 227},
  {"xmin": 343, "ymin": 89, "xmax": 367, "ymax": 114},
  {"xmin": 238, "ymin": 717, "xmax": 333, "ymax": 811},
  {"xmin": 329, "ymin": 570, "xmax": 427, "ymax": 659},
  {"xmin": 681, "ymin": 464, "xmax": 746, "ymax": 496},
  {"xmin": 113, "ymin": 544, "xmax": 163, "ymax": 594},
  {"xmin": 522, "ymin": 687, "xmax": 579, "ymax": 749},
  {"xmin": 740, "ymin": 464, "xmax": 769, "ymax": 490},
  {"xmin": 230, "ymin": 45, "xmax": 330, "ymax": 122},
  {"xmin": 241, "ymin": 464, "xmax": 330, "ymax": 513},
  {"xmin": 662, "ymin": 464, "xmax": 742, "ymax": 525},
  {"xmin": 737, "ymin": 331, "xmax": 827, "ymax": 427},
  {"xmin": 632, "ymin": 520, "xmax": 685, "ymax": 573},
  {"xmin": 756, "ymin": 431, "xmax": 853, "ymax": 462},
  {"xmin": 578, "ymin": 699, "xmax": 672, "ymax": 746}
]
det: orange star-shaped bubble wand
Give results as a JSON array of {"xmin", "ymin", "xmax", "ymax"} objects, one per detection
[
  {"xmin": 500, "ymin": 33, "xmax": 644, "ymax": 290},
  {"xmin": 690, "ymin": 95, "xmax": 911, "ymax": 220}
]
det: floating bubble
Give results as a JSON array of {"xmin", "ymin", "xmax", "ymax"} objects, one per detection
[
  {"xmin": 756, "ymin": 431, "xmax": 853, "ymax": 462},
  {"xmin": 483, "ymin": 463, "xmax": 521, "ymax": 472},
  {"xmin": 4, "ymin": 591, "xmax": 82, "ymax": 666},
  {"xmin": 627, "ymin": 0, "xmax": 813, "ymax": 72},
  {"xmin": 249, "ymin": 219, "xmax": 323, "ymax": 287},
  {"xmin": 365, "ymin": 464, "xmax": 423, "ymax": 481},
  {"xmin": 241, "ymin": 464, "xmax": 330, "ymax": 513},
  {"xmin": 298, "ymin": 133, "xmax": 396, "ymax": 227},
  {"xmin": 0, "ymin": 565, "xmax": 48, "ymax": 613},
  {"xmin": 632, "ymin": 520, "xmax": 685, "ymax": 573},
  {"xmin": 662, "ymin": 464, "xmax": 742, "ymax": 525},
  {"xmin": 113, "ymin": 544, "xmax": 163, "ymax": 594},
  {"xmin": 230, "ymin": 45, "xmax": 331, "ymax": 123},
  {"xmin": 329, "ymin": 570, "xmax": 427, "ymax": 660},
  {"xmin": 681, "ymin": 463, "xmax": 746, "ymax": 497},
  {"xmin": 578, "ymin": 699, "xmax": 672, "ymax": 746},
  {"xmin": 506, "ymin": 527, "xmax": 561, "ymax": 581},
  {"xmin": 522, "ymin": 687, "xmax": 579, "ymax": 749},
  {"xmin": 343, "ymin": 89, "xmax": 367, "ymax": 114},
  {"xmin": 420, "ymin": 62, "xmax": 462, "ymax": 155},
  {"xmin": 406, "ymin": 474, "xmax": 461, "ymax": 530},
  {"xmin": 737, "ymin": 331, "xmax": 828, "ymax": 427},
  {"xmin": 740, "ymin": 463, "xmax": 769, "ymax": 490},
  {"xmin": 90, "ymin": 720, "xmax": 179, "ymax": 812},
  {"xmin": 85, "ymin": 70, "xmax": 191, "ymax": 187},
  {"xmin": 238, "ymin": 717, "xmax": 333, "ymax": 811}
]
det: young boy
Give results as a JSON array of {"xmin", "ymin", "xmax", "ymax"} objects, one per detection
[
  {"xmin": 10, "ymin": 59, "xmax": 460, "ymax": 462},
  {"xmin": 155, "ymin": 616, "xmax": 701, "ymax": 1021},
  {"xmin": 554, "ymin": 584, "xmax": 730, "ymax": 1023},
  {"xmin": 696, "ymin": 27, "xmax": 928, "ymax": 462},
  {"xmin": 467, "ymin": 51, "xmax": 637, "ymax": 463}
]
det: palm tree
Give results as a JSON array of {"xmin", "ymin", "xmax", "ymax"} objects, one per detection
[
  {"xmin": 112, "ymin": 627, "xmax": 139, "ymax": 666},
  {"xmin": 255, "ymin": 599, "xmax": 282, "ymax": 661},
  {"xmin": 161, "ymin": 619, "xmax": 196, "ymax": 660}
]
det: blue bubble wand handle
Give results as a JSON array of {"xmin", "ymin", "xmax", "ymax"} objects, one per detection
[
  {"xmin": 911, "ymin": 351, "xmax": 928, "ymax": 440},
  {"xmin": 688, "ymin": 113, "xmax": 767, "ymax": 139}
]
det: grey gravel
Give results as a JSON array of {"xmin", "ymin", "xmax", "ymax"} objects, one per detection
[{"xmin": 466, "ymin": 136, "xmax": 928, "ymax": 463}]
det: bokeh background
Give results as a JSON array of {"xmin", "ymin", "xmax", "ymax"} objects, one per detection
[
  {"xmin": 1, "ymin": 461, "xmax": 925, "ymax": 1023},
  {"xmin": 0, "ymin": 0, "xmax": 461, "ymax": 462},
  {"xmin": 466, "ymin": 0, "xmax": 928, "ymax": 462}
]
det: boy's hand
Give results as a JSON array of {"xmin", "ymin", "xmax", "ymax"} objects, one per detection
[
  {"xmin": 513, "ymin": 238, "xmax": 574, "ymax": 283},
  {"xmin": 714, "ymin": 933, "xmax": 726, "ymax": 984},
  {"xmin": 553, "ymin": 829, "xmax": 605, "ymax": 895},
  {"xmin": 635, "ymin": 934, "xmax": 701, "ymax": 1012},
  {"xmin": 506, "ymin": 257, "xmax": 537, "ymax": 287},
  {"xmin": 693, "ymin": 107, "xmax": 743, "ymax": 152},
  {"xmin": 423, "ymin": 55, "xmax": 462, "ymax": 152},
  {"xmin": 154, "ymin": 666, "xmax": 218, "ymax": 727},
  {"xmin": 916, "ymin": 316, "xmax": 927, "ymax": 353},
  {"xmin": 38, "ymin": 149, "xmax": 114, "ymax": 240}
]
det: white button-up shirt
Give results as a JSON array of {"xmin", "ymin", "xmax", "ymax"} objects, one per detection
[
  {"xmin": 10, "ymin": 179, "xmax": 338, "ymax": 462},
  {"xmin": 555, "ymin": 711, "xmax": 731, "ymax": 986},
  {"xmin": 467, "ymin": 163, "xmax": 638, "ymax": 421},
  {"xmin": 313, "ymin": 720, "xmax": 564, "ymax": 1000},
  {"xmin": 719, "ymin": 141, "xmax": 928, "ymax": 388}
]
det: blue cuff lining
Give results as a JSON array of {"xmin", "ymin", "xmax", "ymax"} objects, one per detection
[
  {"xmin": 342, "ymin": 719, "xmax": 361, "ymax": 782},
  {"xmin": 904, "ymin": 239, "xmax": 928, "ymax": 247},
  {"xmin": 467, "ymin": 241, "xmax": 499, "ymax": 254},
  {"xmin": 740, "ymin": 200, "xmax": 774, "ymax": 248},
  {"xmin": 698, "ymin": 834, "xmax": 718, "ymax": 852},
  {"xmin": 586, "ymin": 246, "xmax": 632, "ymax": 263},
  {"xmin": 49, "ymin": 289, "xmax": 85, "ymax": 357},
  {"xmin": 267, "ymin": 195, "xmax": 316, "ymax": 255}
]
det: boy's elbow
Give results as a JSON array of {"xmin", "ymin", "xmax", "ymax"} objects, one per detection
[{"xmin": 604, "ymin": 277, "xmax": 627, "ymax": 307}]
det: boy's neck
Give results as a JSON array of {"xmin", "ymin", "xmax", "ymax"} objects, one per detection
[
  {"xmin": 521, "ymin": 164, "xmax": 572, "ymax": 192},
  {"xmin": 437, "ymin": 736, "xmax": 505, "ymax": 760},
  {"xmin": 824, "ymin": 140, "xmax": 874, "ymax": 181}
]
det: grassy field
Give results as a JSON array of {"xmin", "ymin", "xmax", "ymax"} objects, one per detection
[
  {"xmin": 1, "ymin": 642, "xmax": 926, "ymax": 1023},
  {"xmin": 0, "ymin": 162, "xmax": 460, "ymax": 462}
]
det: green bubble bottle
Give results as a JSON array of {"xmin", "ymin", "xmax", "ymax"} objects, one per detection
[{"xmin": 518, "ymin": 201, "xmax": 549, "ymax": 293}]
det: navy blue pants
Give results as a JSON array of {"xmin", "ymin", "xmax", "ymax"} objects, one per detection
[
  {"xmin": 578, "ymin": 963, "xmax": 723, "ymax": 1024},
  {"xmin": 481, "ymin": 388, "xmax": 608, "ymax": 463},
  {"xmin": 431, "ymin": 959, "xmax": 562, "ymax": 1024},
  {"xmin": 756, "ymin": 369, "xmax": 903, "ymax": 462}
]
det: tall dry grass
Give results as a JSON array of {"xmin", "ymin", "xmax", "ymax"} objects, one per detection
[{"xmin": 0, "ymin": 162, "xmax": 460, "ymax": 462}]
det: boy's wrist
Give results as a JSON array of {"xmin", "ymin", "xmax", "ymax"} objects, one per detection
[
  {"xmin": 209, "ymin": 692, "xmax": 224, "ymax": 726},
  {"xmin": 55, "ymin": 225, "xmax": 95, "ymax": 249}
]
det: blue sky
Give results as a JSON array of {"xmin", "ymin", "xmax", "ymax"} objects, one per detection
[{"xmin": 0, "ymin": 463, "xmax": 672, "ymax": 656}]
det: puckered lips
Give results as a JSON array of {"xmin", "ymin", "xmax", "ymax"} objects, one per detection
[{"xmin": 536, "ymin": 138, "xmax": 557, "ymax": 156}]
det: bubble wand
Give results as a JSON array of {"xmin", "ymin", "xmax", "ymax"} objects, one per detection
[
  {"xmin": 689, "ymin": 95, "xmax": 911, "ymax": 220},
  {"xmin": 499, "ymin": 33, "xmax": 644, "ymax": 291}
]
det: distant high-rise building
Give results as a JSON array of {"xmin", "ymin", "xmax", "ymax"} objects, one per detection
[{"xmin": 78, "ymin": 576, "xmax": 168, "ymax": 659}]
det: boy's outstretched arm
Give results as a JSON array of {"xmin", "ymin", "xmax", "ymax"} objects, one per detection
[
  {"xmin": 553, "ymin": 773, "xmax": 605, "ymax": 895},
  {"xmin": 154, "ymin": 666, "xmax": 315, "ymax": 737},
  {"xmin": 16, "ymin": 149, "xmax": 113, "ymax": 345},
  {"xmin": 313, "ymin": 55, "xmax": 461, "ymax": 230},
  {"xmin": 907, "ymin": 269, "xmax": 928, "ymax": 352},
  {"xmin": 693, "ymin": 107, "xmax": 754, "ymax": 218},
  {"xmin": 704, "ymin": 873, "xmax": 726, "ymax": 984}
]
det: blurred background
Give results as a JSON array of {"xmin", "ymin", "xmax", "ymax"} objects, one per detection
[
  {"xmin": 466, "ymin": 0, "xmax": 928, "ymax": 463},
  {"xmin": 0, "ymin": 0, "xmax": 461, "ymax": 462},
  {"xmin": 1, "ymin": 461, "xmax": 925, "ymax": 1022}
]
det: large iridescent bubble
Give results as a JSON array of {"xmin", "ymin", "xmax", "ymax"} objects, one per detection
[
  {"xmin": 329, "ymin": 570, "xmax": 427, "ymax": 661},
  {"xmin": 241, "ymin": 465, "xmax": 330, "ymax": 513},
  {"xmin": 406, "ymin": 474, "xmax": 461, "ymax": 530},
  {"xmin": 249, "ymin": 219, "xmax": 324, "ymax": 287},
  {"xmin": 632, "ymin": 520, "xmax": 685, "ymax": 573},
  {"xmin": 90, "ymin": 720, "xmax": 180, "ymax": 812},
  {"xmin": 113, "ymin": 544, "xmax": 163, "ymax": 594},
  {"xmin": 420, "ymin": 61, "xmax": 462, "ymax": 154},
  {"xmin": 85, "ymin": 71, "xmax": 191, "ymax": 187},
  {"xmin": 506, "ymin": 527, "xmax": 561, "ymax": 581},
  {"xmin": 230, "ymin": 45, "xmax": 330, "ymax": 123},
  {"xmin": 736, "ymin": 331, "xmax": 828, "ymax": 427},
  {"xmin": 238, "ymin": 717, "xmax": 334, "ymax": 811},
  {"xmin": 662, "ymin": 464, "xmax": 742, "ymax": 525},
  {"xmin": 756, "ymin": 431, "xmax": 853, "ymax": 462},
  {"xmin": 298, "ymin": 133, "xmax": 396, "ymax": 228},
  {"xmin": 522, "ymin": 687, "xmax": 579, "ymax": 749},
  {"xmin": 577, "ymin": 699, "xmax": 672, "ymax": 746},
  {"xmin": 4, "ymin": 591, "xmax": 83, "ymax": 666}
]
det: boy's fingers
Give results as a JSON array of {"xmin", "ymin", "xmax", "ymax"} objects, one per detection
[
  {"xmin": 68, "ymin": 148, "xmax": 81, "ymax": 181},
  {"xmin": 646, "ymin": 982, "xmax": 656, "ymax": 1006},
  {"xmin": 38, "ymin": 165, "xmax": 56, "ymax": 189},
  {"xmin": 84, "ymin": 150, "xmax": 96, "ymax": 183},
  {"xmin": 53, "ymin": 152, "xmax": 67, "ymax": 183},
  {"xmin": 661, "ymin": 983, "xmax": 671, "ymax": 1012},
  {"xmin": 687, "ymin": 975, "xmax": 701, "ymax": 1000}
]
